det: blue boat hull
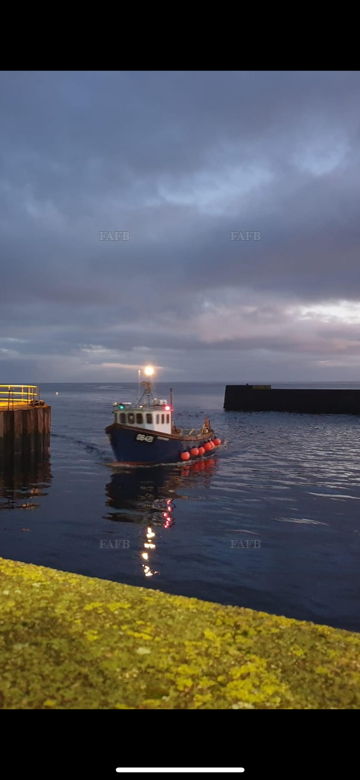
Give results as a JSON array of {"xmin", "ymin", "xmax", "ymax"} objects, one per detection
[{"xmin": 105, "ymin": 423, "xmax": 216, "ymax": 465}]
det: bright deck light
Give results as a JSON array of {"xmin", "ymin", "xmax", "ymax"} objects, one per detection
[{"xmin": 143, "ymin": 365, "xmax": 155, "ymax": 377}]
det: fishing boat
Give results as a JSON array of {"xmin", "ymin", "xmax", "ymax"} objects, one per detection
[{"xmin": 105, "ymin": 365, "xmax": 222, "ymax": 465}]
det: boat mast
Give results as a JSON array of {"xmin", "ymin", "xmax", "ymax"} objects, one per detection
[
  {"xmin": 138, "ymin": 380, "xmax": 154, "ymax": 406},
  {"xmin": 136, "ymin": 365, "xmax": 156, "ymax": 406}
]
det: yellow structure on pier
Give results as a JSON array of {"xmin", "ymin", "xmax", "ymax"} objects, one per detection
[{"xmin": 0, "ymin": 384, "xmax": 40, "ymax": 409}]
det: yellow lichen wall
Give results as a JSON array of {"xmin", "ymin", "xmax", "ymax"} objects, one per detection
[{"xmin": 0, "ymin": 556, "xmax": 359, "ymax": 709}]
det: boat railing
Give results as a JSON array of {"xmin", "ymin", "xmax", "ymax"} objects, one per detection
[
  {"xmin": 114, "ymin": 401, "xmax": 169, "ymax": 411},
  {"xmin": 0, "ymin": 384, "xmax": 40, "ymax": 409}
]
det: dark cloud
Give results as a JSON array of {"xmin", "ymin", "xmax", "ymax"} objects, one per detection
[{"xmin": 1, "ymin": 71, "xmax": 360, "ymax": 381}]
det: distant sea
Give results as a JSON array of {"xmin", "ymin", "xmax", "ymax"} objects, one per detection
[{"xmin": 1, "ymin": 381, "xmax": 360, "ymax": 632}]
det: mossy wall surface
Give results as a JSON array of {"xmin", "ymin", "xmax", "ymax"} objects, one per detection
[{"xmin": 0, "ymin": 556, "xmax": 359, "ymax": 709}]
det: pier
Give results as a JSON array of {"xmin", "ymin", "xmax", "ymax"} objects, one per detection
[
  {"xmin": 224, "ymin": 385, "xmax": 360, "ymax": 414},
  {"xmin": 0, "ymin": 385, "xmax": 51, "ymax": 456}
]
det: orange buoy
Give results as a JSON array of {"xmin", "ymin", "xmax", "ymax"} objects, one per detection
[
  {"xmin": 180, "ymin": 451, "xmax": 190, "ymax": 461},
  {"xmin": 213, "ymin": 438, "xmax": 221, "ymax": 446},
  {"xmin": 190, "ymin": 447, "xmax": 199, "ymax": 457},
  {"xmin": 204, "ymin": 442, "xmax": 212, "ymax": 451},
  {"xmin": 198, "ymin": 446, "xmax": 205, "ymax": 455}
]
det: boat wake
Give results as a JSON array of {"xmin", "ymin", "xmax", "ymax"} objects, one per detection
[
  {"xmin": 51, "ymin": 432, "xmax": 109, "ymax": 462},
  {"xmin": 106, "ymin": 450, "xmax": 221, "ymax": 470}
]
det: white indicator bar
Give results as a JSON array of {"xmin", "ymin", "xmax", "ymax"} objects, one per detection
[{"xmin": 116, "ymin": 770, "xmax": 245, "ymax": 775}]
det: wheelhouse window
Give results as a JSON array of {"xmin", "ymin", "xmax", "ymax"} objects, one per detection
[
  {"xmin": 136, "ymin": 413, "xmax": 143, "ymax": 424},
  {"xmin": 161, "ymin": 414, "xmax": 165, "ymax": 424},
  {"xmin": 127, "ymin": 413, "xmax": 135, "ymax": 424},
  {"xmin": 156, "ymin": 414, "xmax": 160, "ymax": 424},
  {"xmin": 166, "ymin": 414, "xmax": 170, "ymax": 424},
  {"xmin": 146, "ymin": 413, "xmax": 153, "ymax": 424},
  {"xmin": 120, "ymin": 413, "xmax": 126, "ymax": 424}
]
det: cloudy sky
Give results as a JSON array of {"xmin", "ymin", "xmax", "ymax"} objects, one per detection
[{"xmin": 1, "ymin": 70, "xmax": 360, "ymax": 382}]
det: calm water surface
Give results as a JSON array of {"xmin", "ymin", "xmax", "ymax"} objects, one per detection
[{"xmin": 1, "ymin": 382, "xmax": 360, "ymax": 632}]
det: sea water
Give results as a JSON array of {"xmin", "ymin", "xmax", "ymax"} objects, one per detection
[{"xmin": 1, "ymin": 382, "xmax": 359, "ymax": 632}]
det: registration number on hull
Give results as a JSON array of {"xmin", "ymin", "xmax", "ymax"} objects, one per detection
[{"xmin": 135, "ymin": 433, "xmax": 155, "ymax": 443}]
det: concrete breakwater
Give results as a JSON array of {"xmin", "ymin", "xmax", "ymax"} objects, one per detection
[{"xmin": 224, "ymin": 385, "xmax": 360, "ymax": 414}]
